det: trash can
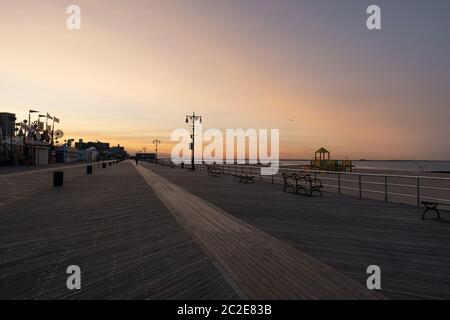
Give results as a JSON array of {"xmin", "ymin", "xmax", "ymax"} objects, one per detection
[
  {"xmin": 87, "ymin": 165, "xmax": 93, "ymax": 175},
  {"xmin": 53, "ymin": 171, "xmax": 64, "ymax": 187},
  {"xmin": 102, "ymin": 163, "xmax": 106, "ymax": 169},
  {"xmin": 109, "ymin": 162, "xmax": 112, "ymax": 166}
]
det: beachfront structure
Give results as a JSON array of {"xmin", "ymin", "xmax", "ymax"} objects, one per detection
[
  {"xmin": 1, "ymin": 113, "xmax": 53, "ymax": 166},
  {"xmin": 55, "ymin": 145, "xmax": 79, "ymax": 163},
  {"xmin": 108, "ymin": 144, "xmax": 128, "ymax": 160},
  {"xmin": 75, "ymin": 139, "xmax": 127, "ymax": 160},
  {"xmin": 0, "ymin": 113, "xmax": 17, "ymax": 165},
  {"xmin": 310, "ymin": 147, "xmax": 353, "ymax": 172},
  {"xmin": 75, "ymin": 139, "xmax": 110, "ymax": 152},
  {"xmin": 78, "ymin": 146, "xmax": 99, "ymax": 162},
  {"xmin": 136, "ymin": 152, "xmax": 156, "ymax": 162},
  {"xmin": 0, "ymin": 112, "xmax": 16, "ymax": 140}
]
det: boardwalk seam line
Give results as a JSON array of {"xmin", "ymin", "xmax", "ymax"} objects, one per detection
[{"xmin": 133, "ymin": 162, "xmax": 383, "ymax": 300}]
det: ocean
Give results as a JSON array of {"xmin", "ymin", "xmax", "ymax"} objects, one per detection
[{"xmin": 280, "ymin": 160, "xmax": 450, "ymax": 173}]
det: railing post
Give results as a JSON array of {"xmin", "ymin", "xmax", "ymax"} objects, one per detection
[
  {"xmin": 338, "ymin": 173, "xmax": 341, "ymax": 195},
  {"xmin": 359, "ymin": 174, "xmax": 362, "ymax": 199},
  {"xmin": 417, "ymin": 177, "xmax": 420, "ymax": 208},
  {"xmin": 271, "ymin": 168, "xmax": 274, "ymax": 184},
  {"xmin": 384, "ymin": 176, "xmax": 388, "ymax": 202}
]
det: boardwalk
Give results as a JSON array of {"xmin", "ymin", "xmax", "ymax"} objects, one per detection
[
  {"xmin": 1, "ymin": 161, "xmax": 449, "ymax": 299},
  {"xmin": 141, "ymin": 162, "xmax": 450, "ymax": 300},
  {"xmin": 135, "ymin": 163, "xmax": 379, "ymax": 299},
  {"xmin": 0, "ymin": 163, "xmax": 90, "ymax": 207},
  {"xmin": 0, "ymin": 162, "xmax": 237, "ymax": 299}
]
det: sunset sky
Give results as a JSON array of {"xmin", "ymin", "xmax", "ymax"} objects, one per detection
[{"xmin": 1, "ymin": 0, "xmax": 449, "ymax": 159}]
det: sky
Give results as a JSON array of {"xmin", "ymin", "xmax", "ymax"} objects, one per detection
[{"xmin": 1, "ymin": 0, "xmax": 449, "ymax": 159}]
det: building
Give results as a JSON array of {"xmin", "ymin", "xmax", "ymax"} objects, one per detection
[
  {"xmin": 0, "ymin": 113, "xmax": 17, "ymax": 165},
  {"xmin": 75, "ymin": 140, "xmax": 110, "ymax": 152},
  {"xmin": 21, "ymin": 121, "xmax": 50, "ymax": 165},
  {"xmin": 136, "ymin": 153, "xmax": 156, "ymax": 162},
  {"xmin": 78, "ymin": 147, "xmax": 99, "ymax": 162},
  {"xmin": 55, "ymin": 146, "xmax": 79, "ymax": 163},
  {"xmin": 109, "ymin": 144, "xmax": 128, "ymax": 160},
  {"xmin": 0, "ymin": 113, "xmax": 16, "ymax": 140},
  {"xmin": 75, "ymin": 139, "xmax": 112, "ymax": 160}
]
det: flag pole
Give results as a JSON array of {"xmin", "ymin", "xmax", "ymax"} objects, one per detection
[{"xmin": 51, "ymin": 117, "xmax": 55, "ymax": 146}]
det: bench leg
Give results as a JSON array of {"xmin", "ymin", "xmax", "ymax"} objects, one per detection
[
  {"xmin": 316, "ymin": 189, "xmax": 323, "ymax": 197},
  {"xmin": 422, "ymin": 208, "xmax": 428, "ymax": 220},
  {"xmin": 422, "ymin": 207, "xmax": 441, "ymax": 220}
]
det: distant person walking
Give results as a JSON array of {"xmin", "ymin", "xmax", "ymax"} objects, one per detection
[{"xmin": 135, "ymin": 157, "xmax": 139, "ymax": 166}]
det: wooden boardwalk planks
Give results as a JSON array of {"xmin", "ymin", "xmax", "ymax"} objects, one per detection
[
  {"xmin": 136, "ymin": 163, "xmax": 381, "ymax": 300},
  {"xmin": 143, "ymin": 163, "xmax": 450, "ymax": 300},
  {"xmin": 0, "ymin": 162, "xmax": 238, "ymax": 299}
]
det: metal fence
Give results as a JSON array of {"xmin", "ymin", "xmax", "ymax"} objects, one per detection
[{"xmin": 159, "ymin": 160, "xmax": 450, "ymax": 211}]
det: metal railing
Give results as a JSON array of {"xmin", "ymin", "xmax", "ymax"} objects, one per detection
[{"xmin": 159, "ymin": 161, "xmax": 450, "ymax": 210}]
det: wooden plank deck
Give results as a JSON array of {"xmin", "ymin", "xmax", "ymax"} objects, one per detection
[
  {"xmin": 0, "ymin": 162, "xmax": 238, "ymax": 299},
  {"xmin": 0, "ymin": 163, "xmax": 94, "ymax": 207},
  {"xmin": 3, "ymin": 160, "xmax": 449, "ymax": 300},
  {"xmin": 136, "ymin": 163, "xmax": 381, "ymax": 299},
  {"xmin": 142, "ymin": 163, "xmax": 450, "ymax": 300}
]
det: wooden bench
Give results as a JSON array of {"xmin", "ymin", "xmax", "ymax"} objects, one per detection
[
  {"xmin": 211, "ymin": 167, "xmax": 222, "ymax": 176},
  {"xmin": 282, "ymin": 173, "xmax": 323, "ymax": 197},
  {"xmin": 234, "ymin": 174, "xmax": 256, "ymax": 184},
  {"xmin": 305, "ymin": 175, "xmax": 324, "ymax": 197},
  {"xmin": 282, "ymin": 173, "xmax": 310, "ymax": 195},
  {"xmin": 282, "ymin": 173, "xmax": 297, "ymax": 193},
  {"xmin": 421, "ymin": 201, "xmax": 442, "ymax": 220},
  {"xmin": 206, "ymin": 164, "xmax": 222, "ymax": 177}
]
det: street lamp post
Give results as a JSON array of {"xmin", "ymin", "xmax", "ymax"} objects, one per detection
[
  {"xmin": 153, "ymin": 139, "xmax": 161, "ymax": 164},
  {"xmin": 15, "ymin": 123, "xmax": 22, "ymax": 165},
  {"xmin": 185, "ymin": 112, "xmax": 202, "ymax": 170}
]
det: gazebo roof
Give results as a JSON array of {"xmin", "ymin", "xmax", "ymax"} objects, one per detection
[{"xmin": 315, "ymin": 147, "xmax": 330, "ymax": 154}]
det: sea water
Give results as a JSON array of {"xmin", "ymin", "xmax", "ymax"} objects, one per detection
[{"xmin": 280, "ymin": 160, "xmax": 450, "ymax": 173}]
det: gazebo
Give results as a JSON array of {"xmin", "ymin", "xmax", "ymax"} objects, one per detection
[
  {"xmin": 315, "ymin": 147, "xmax": 330, "ymax": 162},
  {"xmin": 310, "ymin": 147, "xmax": 352, "ymax": 172}
]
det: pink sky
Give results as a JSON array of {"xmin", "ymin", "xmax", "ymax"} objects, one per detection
[{"xmin": 1, "ymin": 0, "xmax": 449, "ymax": 159}]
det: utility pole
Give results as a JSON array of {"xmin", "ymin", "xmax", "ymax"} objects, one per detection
[
  {"xmin": 185, "ymin": 112, "xmax": 202, "ymax": 170},
  {"xmin": 153, "ymin": 139, "xmax": 161, "ymax": 164}
]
